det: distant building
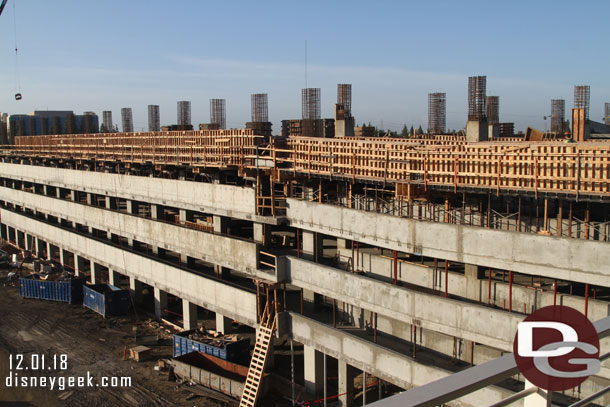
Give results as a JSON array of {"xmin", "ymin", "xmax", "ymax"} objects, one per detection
[
  {"xmin": 281, "ymin": 119, "xmax": 334, "ymax": 138},
  {"xmin": 0, "ymin": 113, "xmax": 8, "ymax": 144},
  {"xmin": 6, "ymin": 110, "xmax": 99, "ymax": 141},
  {"xmin": 355, "ymin": 125, "xmax": 376, "ymax": 138}
]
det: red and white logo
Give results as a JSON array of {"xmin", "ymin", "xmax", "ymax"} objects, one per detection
[{"xmin": 513, "ymin": 305, "xmax": 600, "ymax": 391}]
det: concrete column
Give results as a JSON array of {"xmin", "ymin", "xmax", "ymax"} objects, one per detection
[
  {"xmin": 70, "ymin": 190, "xmax": 77, "ymax": 202},
  {"xmin": 464, "ymin": 264, "xmax": 484, "ymax": 301},
  {"xmin": 126, "ymin": 200, "xmax": 135, "ymax": 214},
  {"xmin": 45, "ymin": 241, "xmax": 51, "ymax": 260},
  {"xmin": 74, "ymin": 255, "xmax": 85, "ymax": 277},
  {"xmin": 56, "ymin": 187, "xmax": 61, "ymax": 199},
  {"xmin": 86, "ymin": 193, "xmax": 93, "ymax": 205},
  {"xmin": 337, "ymin": 238, "xmax": 348, "ymax": 250},
  {"xmin": 524, "ymin": 379, "xmax": 552, "ymax": 407},
  {"xmin": 108, "ymin": 269, "xmax": 121, "ymax": 286},
  {"xmin": 91, "ymin": 263, "xmax": 100, "ymax": 284},
  {"xmin": 215, "ymin": 313, "xmax": 232, "ymax": 334},
  {"xmin": 303, "ymin": 345, "xmax": 324, "ymax": 397},
  {"xmin": 129, "ymin": 277, "xmax": 143, "ymax": 303},
  {"xmin": 43, "ymin": 185, "xmax": 50, "ymax": 196},
  {"xmin": 59, "ymin": 248, "xmax": 66, "ymax": 266},
  {"xmin": 302, "ymin": 231, "xmax": 321, "ymax": 262},
  {"xmin": 150, "ymin": 204, "xmax": 161, "ymax": 219},
  {"xmin": 303, "ymin": 288, "xmax": 322, "ymax": 314},
  {"xmin": 338, "ymin": 359, "xmax": 357, "ymax": 407},
  {"xmin": 105, "ymin": 196, "xmax": 116, "ymax": 210},
  {"xmin": 182, "ymin": 300, "xmax": 198, "ymax": 330},
  {"xmin": 213, "ymin": 215, "xmax": 228, "ymax": 234},
  {"xmin": 24, "ymin": 234, "xmax": 32, "ymax": 252},
  {"xmin": 154, "ymin": 287, "xmax": 168, "ymax": 319},
  {"xmin": 253, "ymin": 222, "xmax": 270, "ymax": 245}
]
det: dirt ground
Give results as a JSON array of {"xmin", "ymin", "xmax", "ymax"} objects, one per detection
[{"xmin": 0, "ymin": 262, "xmax": 237, "ymax": 407}]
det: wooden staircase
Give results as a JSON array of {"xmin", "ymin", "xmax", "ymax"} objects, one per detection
[{"xmin": 239, "ymin": 303, "xmax": 276, "ymax": 407}]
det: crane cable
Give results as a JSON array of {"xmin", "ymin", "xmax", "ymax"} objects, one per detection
[{"xmin": 12, "ymin": 0, "xmax": 22, "ymax": 98}]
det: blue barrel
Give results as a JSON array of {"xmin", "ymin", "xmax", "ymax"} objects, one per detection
[
  {"xmin": 83, "ymin": 284, "xmax": 130, "ymax": 317},
  {"xmin": 19, "ymin": 275, "xmax": 85, "ymax": 304}
]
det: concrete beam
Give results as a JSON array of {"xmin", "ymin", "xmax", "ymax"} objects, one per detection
[
  {"xmin": 286, "ymin": 199, "xmax": 610, "ymax": 286},
  {"xmin": 0, "ymin": 162, "xmax": 273, "ymax": 223},
  {"xmin": 1, "ymin": 187, "xmax": 266, "ymax": 278},
  {"xmin": 0, "ymin": 209, "xmax": 259, "ymax": 327},
  {"xmin": 286, "ymin": 256, "xmax": 521, "ymax": 352}
]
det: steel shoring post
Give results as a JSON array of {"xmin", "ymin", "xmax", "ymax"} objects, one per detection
[
  {"xmin": 585, "ymin": 283, "xmax": 589, "ymax": 317},
  {"xmin": 323, "ymin": 353, "xmax": 327, "ymax": 407},
  {"xmin": 554, "ymin": 280, "xmax": 558, "ymax": 305},
  {"xmin": 509, "ymin": 271, "xmax": 513, "ymax": 312}
]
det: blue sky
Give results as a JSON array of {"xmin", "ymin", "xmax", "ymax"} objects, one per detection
[{"xmin": 0, "ymin": 0, "xmax": 608, "ymax": 132}]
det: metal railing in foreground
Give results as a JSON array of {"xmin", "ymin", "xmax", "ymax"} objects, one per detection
[{"xmin": 369, "ymin": 316, "xmax": 610, "ymax": 407}]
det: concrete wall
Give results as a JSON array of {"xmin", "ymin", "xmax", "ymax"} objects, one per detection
[
  {"xmin": 0, "ymin": 162, "xmax": 265, "ymax": 222},
  {"xmin": 1, "ymin": 209, "xmax": 258, "ymax": 326},
  {"xmin": 281, "ymin": 312, "xmax": 517, "ymax": 407},
  {"xmin": 287, "ymin": 199, "xmax": 610, "ymax": 286},
  {"xmin": 0, "ymin": 186, "xmax": 265, "ymax": 277}
]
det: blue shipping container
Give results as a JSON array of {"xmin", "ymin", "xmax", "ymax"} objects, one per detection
[
  {"xmin": 173, "ymin": 329, "xmax": 250, "ymax": 363},
  {"xmin": 19, "ymin": 275, "xmax": 85, "ymax": 304},
  {"xmin": 83, "ymin": 284, "xmax": 130, "ymax": 317}
]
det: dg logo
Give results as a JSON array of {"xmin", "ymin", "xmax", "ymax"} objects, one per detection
[{"xmin": 514, "ymin": 305, "xmax": 600, "ymax": 391}]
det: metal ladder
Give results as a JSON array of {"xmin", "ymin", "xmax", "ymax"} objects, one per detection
[{"xmin": 239, "ymin": 303, "xmax": 276, "ymax": 407}]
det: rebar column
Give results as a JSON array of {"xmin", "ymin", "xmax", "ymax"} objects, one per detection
[
  {"xmin": 574, "ymin": 85, "xmax": 590, "ymax": 119},
  {"xmin": 468, "ymin": 76, "xmax": 486, "ymax": 121},
  {"xmin": 551, "ymin": 99, "xmax": 565, "ymax": 133},
  {"xmin": 210, "ymin": 98, "xmax": 226, "ymax": 129},
  {"xmin": 251, "ymin": 93, "xmax": 269, "ymax": 122},
  {"xmin": 428, "ymin": 92, "xmax": 446, "ymax": 134}
]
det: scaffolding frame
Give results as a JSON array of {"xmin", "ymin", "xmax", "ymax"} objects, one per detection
[
  {"xmin": 486, "ymin": 96, "xmax": 499, "ymax": 125},
  {"xmin": 551, "ymin": 99, "xmax": 565, "ymax": 134}
]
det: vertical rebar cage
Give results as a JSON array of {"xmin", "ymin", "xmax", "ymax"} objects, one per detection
[
  {"xmin": 251, "ymin": 94, "xmax": 269, "ymax": 122},
  {"xmin": 551, "ymin": 99, "xmax": 565, "ymax": 134},
  {"xmin": 121, "ymin": 108, "xmax": 133, "ymax": 133},
  {"xmin": 301, "ymin": 88, "xmax": 321, "ymax": 120},
  {"xmin": 486, "ymin": 96, "xmax": 499, "ymax": 125},
  {"xmin": 574, "ymin": 85, "xmax": 590, "ymax": 120},
  {"xmin": 148, "ymin": 105, "xmax": 160, "ymax": 132},
  {"xmin": 468, "ymin": 76, "xmax": 486, "ymax": 121},
  {"xmin": 337, "ymin": 84, "xmax": 352, "ymax": 116},
  {"xmin": 102, "ymin": 111, "xmax": 113, "ymax": 132},
  {"xmin": 604, "ymin": 102, "xmax": 610, "ymax": 125},
  {"xmin": 210, "ymin": 99, "xmax": 226, "ymax": 129},
  {"xmin": 428, "ymin": 92, "xmax": 446, "ymax": 134},
  {"xmin": 177, "ymin": 101, "xmax": 191, "ymax": 127}
]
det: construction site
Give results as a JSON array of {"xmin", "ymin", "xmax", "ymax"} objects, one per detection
[{"xmin": 1, "ymin": 76, "xmax": 610, "ymax": 407}]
